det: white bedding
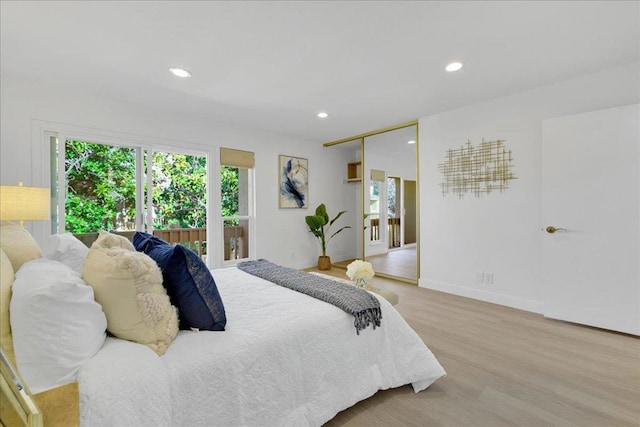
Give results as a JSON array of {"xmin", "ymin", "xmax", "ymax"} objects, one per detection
[{"xmin": 79, "ymin": 267, "xmax": 445, "ymax": 426}]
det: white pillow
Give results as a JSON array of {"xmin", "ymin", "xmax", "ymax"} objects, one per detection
[
  {"xmin": 10, "ymin": 258, "xmax": 107, "ymax": 393},
  {"xmin": 43, "ymin": 233, "xmax": 89, "ymax": 274}
]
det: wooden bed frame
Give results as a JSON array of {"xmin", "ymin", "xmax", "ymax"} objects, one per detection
[{"xmin": 0, "ymin": 348, "xmax": 78, "ymax": 427}]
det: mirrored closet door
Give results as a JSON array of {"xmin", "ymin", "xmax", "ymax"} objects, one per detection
[
  {"xmin": 362, "ymin": 125, "xmax": 417, "ymax": 282},
  {"xmin": 327, "ymin": 122, "xmax": 418, "ymax": 283}
]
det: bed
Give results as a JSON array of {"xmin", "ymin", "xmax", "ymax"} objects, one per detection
[{"xmin": 0, "ymin": 224, "xmax": 446, "ymax": 427}]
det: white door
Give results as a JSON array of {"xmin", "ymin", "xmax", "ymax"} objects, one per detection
[{"xmin": 542, "ymin": 104, "xmax": 639, "ymax": 335}]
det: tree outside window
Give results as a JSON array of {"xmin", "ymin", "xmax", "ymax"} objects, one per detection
[{"xmin": 63, "ymin": 140, "xmax": 238, "ymax": 233}]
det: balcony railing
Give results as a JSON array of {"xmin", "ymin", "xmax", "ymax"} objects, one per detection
[
  {"xmin": 73, "ymin": 226, "xmax": 246, "ymax": 261},
  {"xmin": 154, "ymin": 228, "xmax": 207, "ymax": 257},
  {"xmin": 223, "ymin": 224, "xmax": 248, "ymax": 260},
  {"xmin": 369, "ymin": 218, "xmax": 401, "ymax": 248}
]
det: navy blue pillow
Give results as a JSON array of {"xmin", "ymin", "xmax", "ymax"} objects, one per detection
[{"xmin": 133, "ymin": 232, "xmax": 226, "ymax": 331}]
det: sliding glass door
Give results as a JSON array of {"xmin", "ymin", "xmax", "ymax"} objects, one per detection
[
  {"xmin": 50, "ymin": 136, "xmax": 210, "ymax": 262},
  {"xmin": 48, "ymin": 134, "xmax": 257, "ymax": 267}
]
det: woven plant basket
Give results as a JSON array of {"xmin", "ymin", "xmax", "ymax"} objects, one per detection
[{"xmin": 317, "ymin": 256, "xmax": 332, "ymax": 270}]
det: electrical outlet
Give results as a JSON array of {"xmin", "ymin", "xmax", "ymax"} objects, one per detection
[
  {"xmin": 476, "ymin": 272, "xmax": 484, "ymax": 283},
  {"xmin": 484, "ymin": 273, "xmax": 494, "ymax": 284}
]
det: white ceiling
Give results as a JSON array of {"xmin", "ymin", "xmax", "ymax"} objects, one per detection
[{"xmin": 1, "ymin": 1, "xmax": 638, "ymax": 144}]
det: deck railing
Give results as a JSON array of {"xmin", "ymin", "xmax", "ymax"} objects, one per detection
[
  {"xmin": 370, "ymin": 218, "xmax": 380, "ymax": 241},
  {"xmin": 73, "ymin": 226, "xmax": 245, "ymax": 260},
  {"xmin": 154, "ymin": 228, "xmax": 207, "ymax": 257},
  {"xmin": 369, "ymin": 218, "xmax": 401, "ymax": 248}
]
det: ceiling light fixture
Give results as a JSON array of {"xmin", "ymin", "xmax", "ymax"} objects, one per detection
[
  {"xmin": 317, "ymin": 112, "xmax": 329, "ymax": 119},
  {"xmin": 169, "ymin": 67, "xmax": 192, "ymax": 78},
  {"xmin": 408, "ymin": 140, "xmax": 416, "ymax": 144},
  {"xmin": 445, "ymin": 62, "xmax": 463, "ymax": 72}
]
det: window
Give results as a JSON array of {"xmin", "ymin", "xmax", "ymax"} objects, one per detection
[
  {"xmin": 148, "ymin": 150, "xmax": 208, "ymax": 259},
  {"xmin": 62, "ymin": 140, "xmax": 138, "ymax": 233},
  {"xmin": 220, "ymin": 148, "xmax": 255, "ymax": 264},
  {"xmin": 369, "ymin": 180, "xmax": 381, "ymax": 243},
  {"xmin": 368, "ymin": 169, "xmax": 386, "ymax": 244},
  {"xmin": 51, "ymin": 136, "xmax": 209, "ymax": 262},
  {"xmin": 149, "ymin": 150, "xmax": 208, "ymax": 230},
  {"xmin": 387, "ymin": 177, "xmax": 401, "ymax": 248}
]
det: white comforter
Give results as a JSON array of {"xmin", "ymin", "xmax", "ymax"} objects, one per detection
[{"xmin": 79, "ymin": 267, "xmax": 445, "ymax": 426}]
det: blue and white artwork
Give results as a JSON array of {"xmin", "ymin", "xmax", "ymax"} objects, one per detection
[{"xmin": 279, "ymin": 155, "xmax": 308, "ymax": 208}]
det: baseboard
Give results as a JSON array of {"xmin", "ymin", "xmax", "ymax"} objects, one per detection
[
  {"xmin": 288, "ymin": 259, "xmax": 319, "ymax": 270},
  {"xmin": 289, "ymin": 252, "xmax": 356, "ymax": 271},
  {"xmin": 419, "ymin": 278, "xmax": 543, "ymax": 314}
]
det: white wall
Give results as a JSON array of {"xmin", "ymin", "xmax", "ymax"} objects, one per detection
[
  {"xmin": 0, "ymin": 75, "xmax": 357, "ymax": 269},
  {"xmin": 419, "ymin": 62, "xmax": 640, "ymax": 313}
]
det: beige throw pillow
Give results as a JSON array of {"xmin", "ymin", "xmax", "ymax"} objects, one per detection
[
  {"xmin": 0, "ymin": 248, "xmax": 16, "ymax": 365},
  {"xmin": 0, "ymin": 221, "xmax": 42, "ymax": 272},
  {"xmin": 82, "ymin": 232, "xmax": 178, "ymax": 356}
]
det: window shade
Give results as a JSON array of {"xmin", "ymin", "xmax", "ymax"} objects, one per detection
[
  {"xmin": 220, "ymin": 148, "xmax": 255, "ymax": 168},
  {"xmin": 370, "ymin": 169, "xmax": 385, "ymax": 181}
]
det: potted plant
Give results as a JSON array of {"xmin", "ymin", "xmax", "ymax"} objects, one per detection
[{"xmin": 305, "ymin": 204, "xmax": 351, "ymax": 270}]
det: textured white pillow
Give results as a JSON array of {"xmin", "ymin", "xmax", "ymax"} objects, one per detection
[
  {"xmin": 10, "ymin": 258, "xmax": 107, "ymax": 393},
  {"xmin": 83, "ymin": 231, "xmax": 178, "ymax": 356},
  {"xmin": 43, "ymin": 233, "xmax": 89, "ymax": 274}
]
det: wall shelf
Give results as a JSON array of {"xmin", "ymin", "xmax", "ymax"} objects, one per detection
[{"xmin": 347, "ymin": 161, "xmax": 361, "ymax": 182}]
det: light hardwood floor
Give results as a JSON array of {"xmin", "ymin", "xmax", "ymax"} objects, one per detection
[
  {"xmin": 333, "ymin": 246, "xmax": 417, "ymax": 281},
  {"xmin": 308, "ymin": 268, "xmax": 640, "ymax": 427}
]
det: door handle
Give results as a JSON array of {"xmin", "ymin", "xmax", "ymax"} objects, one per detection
[{"xmin": 546, "ymin": 226, "xmax": 567, "ymax": 234}]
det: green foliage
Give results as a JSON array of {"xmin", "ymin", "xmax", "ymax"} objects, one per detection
[
  {"xmin": 220, "ymin": 166, "xmax": 239, "ymax": 217},
  {"xmin": 65, "ymin": 141, "xmax": 136, "ymax": 232},
  {"xmin": 371, "ymin": 181, "xmax": 380, "ymax": 197},
  {"xmin": 63, "ymin": 140, "xmax": 238, "ymax": 233},
  {"xmin": 387, "ymin": 177, "xmax": 396, "ymax": 217},
  {"xmin": 150, "ymin": 152, "xmax": 207, "ymax": 229},
  {"xmin": 305, "ymin": 203, "xmax": 350, "ymax": 257}
]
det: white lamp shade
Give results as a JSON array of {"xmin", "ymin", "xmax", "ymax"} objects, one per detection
[{"xmin": 0, "ymin": 185, "xmax": 50, "ymax": 221}]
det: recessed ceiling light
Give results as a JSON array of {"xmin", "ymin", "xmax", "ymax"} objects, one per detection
[
  {"xmin": 407, "ymin": 140, "xmax": 416, "ymax": 144},
  {"xmin": 317, "ymin": 112, "xmax": 329, "ymax": 119},
  {"xmin": 445, "ymin": 62, "xmax": 463, "ymax": 72},
  {"xmin": 169, "ymin": 67, "xmax": 192, "ymax": 78}
]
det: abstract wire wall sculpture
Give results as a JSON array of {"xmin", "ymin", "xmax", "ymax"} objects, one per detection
[{"xmin": 439, "ymin": 139, "xmax": 517, "ymax": 198}]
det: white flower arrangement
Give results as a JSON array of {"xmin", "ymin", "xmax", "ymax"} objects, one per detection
[{"xmin": 346, "ymin": 259, "xmax": 375, "ymax": 281}]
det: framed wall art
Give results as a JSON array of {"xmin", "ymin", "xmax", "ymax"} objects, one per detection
[{"xmin": 279, "ymin": 154, "xmax": 308, "ymax": 209}]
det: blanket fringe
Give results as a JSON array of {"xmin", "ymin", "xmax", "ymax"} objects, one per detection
[{"xmin": 354, "ymin": 307, "xmax": 382, "ymax": 335}]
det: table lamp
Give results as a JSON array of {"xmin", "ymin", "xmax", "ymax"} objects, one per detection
[{"xmin": 0, "ymin": 182, "xmax": 50, "ymax": 226}]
